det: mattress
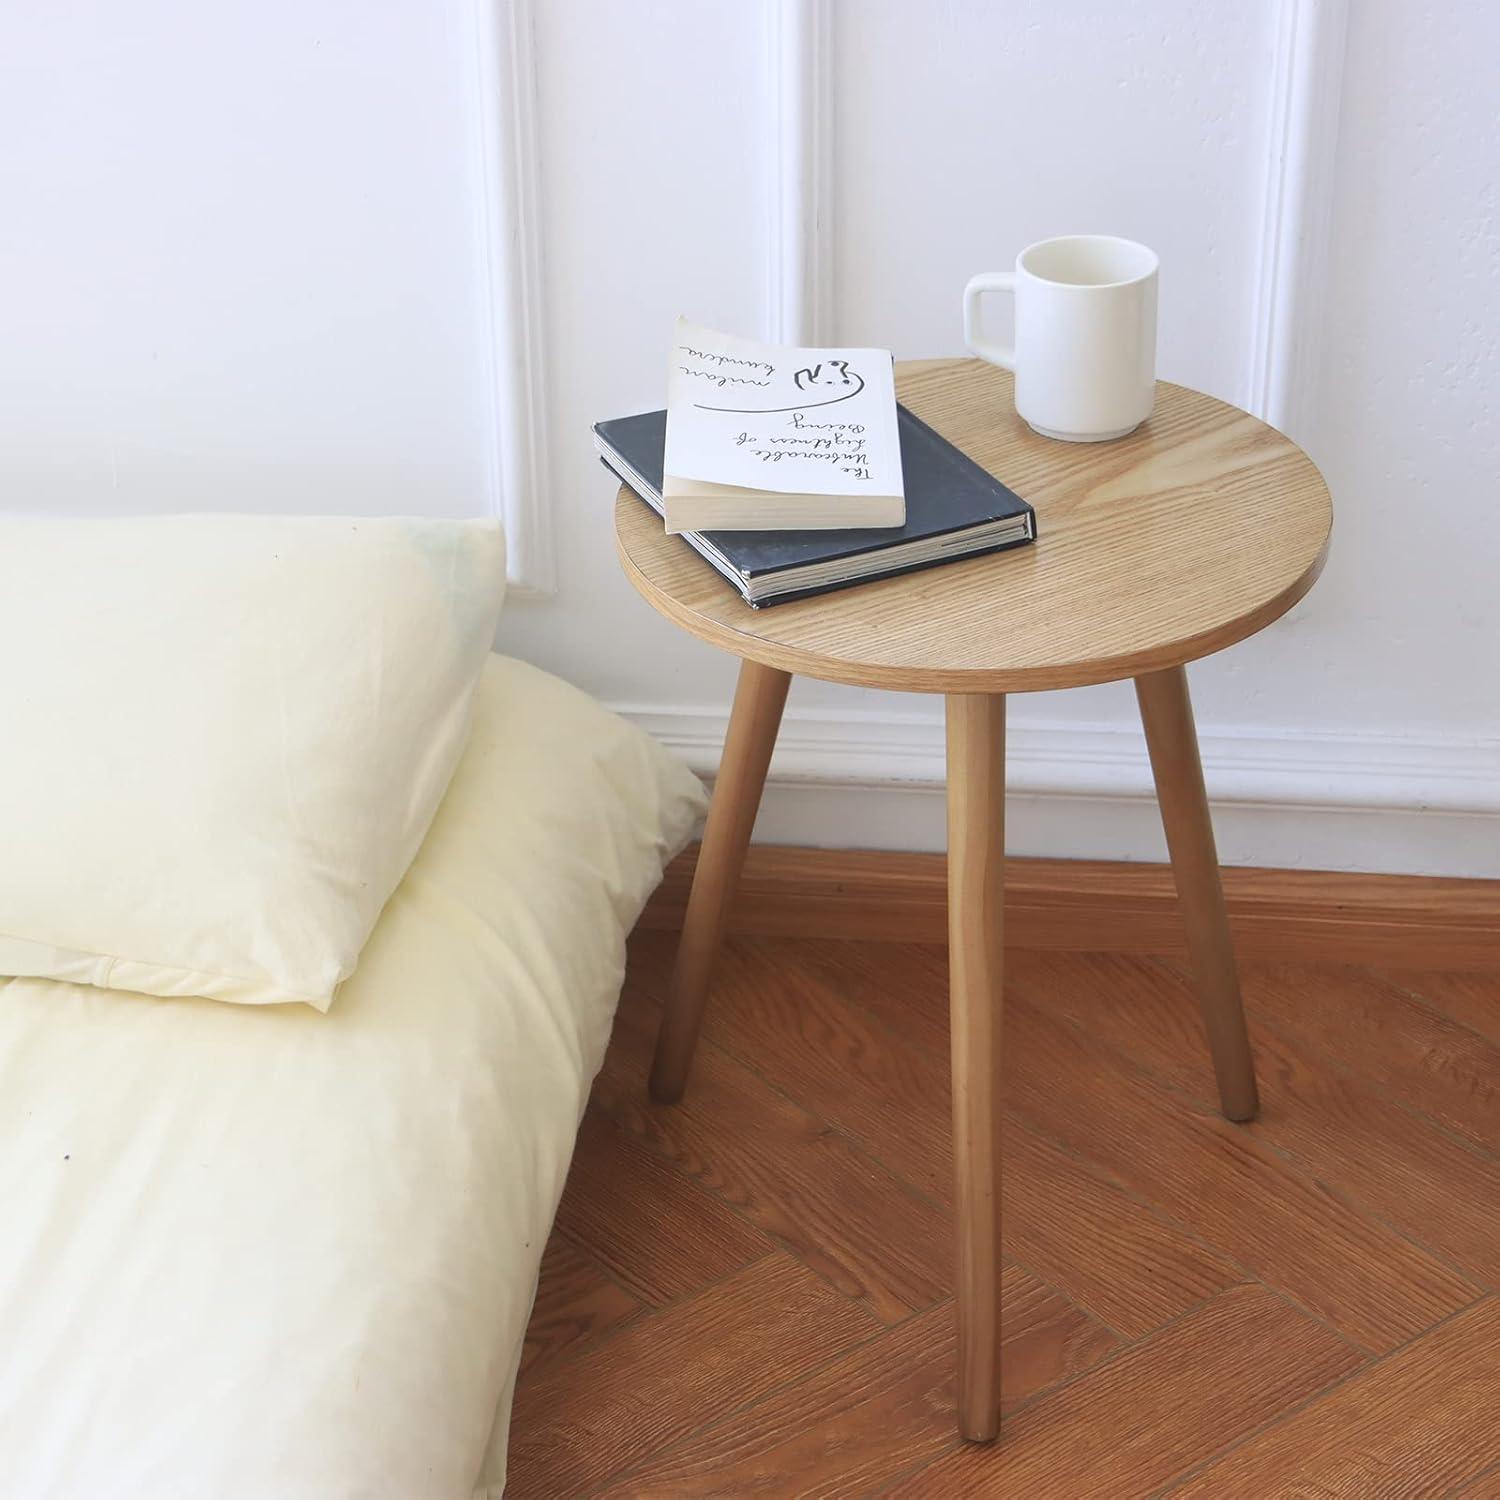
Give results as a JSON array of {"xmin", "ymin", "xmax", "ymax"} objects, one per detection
[{"xmin": 0, "ymin": 655, "xmax": 705, "ymax": 1499}]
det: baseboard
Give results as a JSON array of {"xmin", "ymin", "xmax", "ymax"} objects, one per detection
[
  {"xmin": 640, "ymin": 845, "xmax": 1500, "ymax": 969},
  {"xmin": 617, "ymin": 704, "xmax": 1499, "ymax": 879}
]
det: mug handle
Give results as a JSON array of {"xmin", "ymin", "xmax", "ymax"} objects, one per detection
[{"xmin": 962, "ymin": 272, "xmax": 1016, "ymax": 370}]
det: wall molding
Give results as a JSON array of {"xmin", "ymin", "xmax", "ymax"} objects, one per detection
[
  {"xmin": 471, "ymin": 0, "xmax": 555, "ymax": 597},
  {"xmin": 1245, "ymin": 0, "xmax": 1350, "ymax": 441},
  {"xmin": 622, "ymin": 704, "xmax": 1498, "ymax": 816},
  {"xmin": 617, "ymin": 702, "xmax": 1500, "ymax": 877},
  {"xmin": 764, "ymin": 0, "xmax": 833, "ymax": 345}
]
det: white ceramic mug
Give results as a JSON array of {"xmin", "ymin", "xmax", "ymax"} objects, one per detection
[{"xmin": 963, "ymin": 235, "xmax": 1159, "ymax": 442}]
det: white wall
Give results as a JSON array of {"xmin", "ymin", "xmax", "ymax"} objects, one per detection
[
  {"xmin": 1314, "ymin": 0, "xmax": 1500, "ymax": 737},
  {"xmin": 3, "ymin": 1, "xmax": 1496, "ymax": 874},
  {"xmin": 0, "ymin": 0, "xmax": 495, "ymax": 520}
]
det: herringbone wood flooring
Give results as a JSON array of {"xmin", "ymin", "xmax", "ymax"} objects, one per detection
[{"xmin": 508, "ymin": 930, "xmax": 1500, "ymax": 1496}]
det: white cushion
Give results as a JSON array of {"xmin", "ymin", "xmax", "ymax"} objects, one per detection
[
  {"xmin": 0, "ymin": 654, "xmax": 707, "ymax": 1497},
  {"xmin": 0, "ymin": 514, "xmax": 505, "ymax": 1009}
]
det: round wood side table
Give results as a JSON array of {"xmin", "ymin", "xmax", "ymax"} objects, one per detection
[{"xmin": 613, "ymin": 357, "xmax": 1332, "ymax": 1443}]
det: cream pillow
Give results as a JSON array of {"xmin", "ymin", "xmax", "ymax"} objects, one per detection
[{"xmin": 0, "ymin": 514, "xmax": 505, "ymax": 1009}]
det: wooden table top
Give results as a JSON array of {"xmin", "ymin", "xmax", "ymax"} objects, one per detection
[{"xmin": 614, "ymin": 358, "xmax": 1332, "ymax": 694}]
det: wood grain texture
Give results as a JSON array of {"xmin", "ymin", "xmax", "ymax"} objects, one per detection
[
  {"xmin": 1136, "ymin": 665, "xmax": 1258, "ymax": 1120},
  {"xmin": 640, "ymin": 845, "xmax": 1500, "ymax": 967},
  {"xmin": 1002, "ymin": 991, "xmax": 1479, "ymax": 1351},
  {"xmin": 886, "ymin": 1286, "xmax": 1361, "ymax": 1499},
  {"xmin": 1236, "ymin": 961, "xmax": 1500, "ymax": 1157},
  {"xmin": 596, "ymin": 1272, "xmax": 1116, "ymax": 1498},
  {"xmin": 697, "ymin": 935, "xmax": 1242, "ymax": 1339},
  {"xmin": 506, "ymin": 1253, "xmax": 876, "ymax": 1496},
  {"xmin": 512, "ymin": 932, "xmax": 1500, "ymax": 1494},
  {"xmin": 1453, "ymin": 1462, "xmax": 1500, "ymax": 1498},
  {"xmin": 1373, "ymin": 966, "xmax": 1500, "ymax": 1042},
  {"xmin": 944, "ymin": 693, "xmax": 1007, "ymax": 1440},
  {"xmin": 651, "ymin": 657, "xmax": 789, "ymax": 1103},
  {"xmin": 552, "ymin": 1110, "xmax": 771, "ymax": 1306},
  {"xmin": 698, "ymin": 935, "xmax": 957, "ymax": 1205},
  {"xmin": 596, "ymin": 965, "xmax": 952, "ymax": 1324},
  {"xmin": 595, "ymin": 1302, "xmax": 959, "ymax": 1500},
  {"xmin": 989, "ymin": 1263, "xmax": 1121, "ymax": 1416},
  {"xmin": 1002, "ymin": 1118, "xmax": 1243, "ymax": 1342},
  {"xmin": 518, "ymin": 1235, "xmax": 638, "ymax": 1380},
  {"xmin": 616, "ymin": 359, "xmax": 1332, "ymax": 693},
  {"xmin": 1171, "ymin": 1297, "xmax": 1500, "ymax": 1497},
  {"xmin": 1015, "ymin": 950, "xmax": 1500, "ymax": 1286}
]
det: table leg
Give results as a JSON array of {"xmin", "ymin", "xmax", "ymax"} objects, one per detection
[
  {"xmin": 945, "ymin": 692, "xmax": 1006, "ymax": 1443},
  {"xmin": 1135, "ymin": 665, "xmax": 1259, "ymax": 1122},
  {"xmin": 650, "ymin": 659, "xmax": 791, "ymax": 1104}
]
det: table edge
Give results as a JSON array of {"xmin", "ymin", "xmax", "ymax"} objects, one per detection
[{"xmin": 615, "ymin": 511, "xmax": 1331, "ymax": 693}]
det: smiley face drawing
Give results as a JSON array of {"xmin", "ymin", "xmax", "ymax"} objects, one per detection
[
  {"xmin": 696, "ymin": 358, "xmax": 867, "ymax": 414},
  {"xmin": 793, "ymin": 359, "xmax": 863, "ymax": 395}
]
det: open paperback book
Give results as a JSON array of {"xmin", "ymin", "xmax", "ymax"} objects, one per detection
[{"xmin": 662, "ymin": 318, "xmax": 906, "ymax": 532}]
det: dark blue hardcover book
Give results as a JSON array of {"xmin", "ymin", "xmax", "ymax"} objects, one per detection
[{"xmin": 593, "ymin": 405, "xmax": 1036, "ymax": 607}]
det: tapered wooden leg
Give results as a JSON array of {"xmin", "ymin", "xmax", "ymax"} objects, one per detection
[
  {"xmin": 650, "ymin": 659, "xmax": 791, "ymax": 1104},
  {"xmin": 945, "ymin": 692, "xmax": 1006, "ymax": 1443},
  {"xmin": 1135, "ymin": 665, "xmax": 1259, "ymax": 1122}
]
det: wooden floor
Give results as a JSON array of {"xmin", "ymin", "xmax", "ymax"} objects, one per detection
[{"xmin": 509, "ymin": 930, "xmax": 1500, "ymax": 1497}]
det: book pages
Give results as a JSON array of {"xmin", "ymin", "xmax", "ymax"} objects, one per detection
[{"xmin": 665, "ymin": 318, "xmax": 904, "ymax": 500}]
